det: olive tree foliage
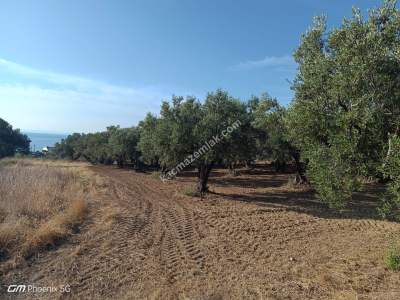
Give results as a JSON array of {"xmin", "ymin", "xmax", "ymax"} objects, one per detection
[
  {"xmin": 137, "ymin": 113, "xmax": 159, "ymax": 166},
  {"xmin": 250, "ymin": 95, "xmax": 291, "ymax": 170},
  {"xmin": 58, "ymin": 131, "xmax": 112, "ymax": 164},
  {"xmin": 139, "ymin": 96, "xmax": 203, "ymax": 174},
  {"xmin": 108, "ymin": 126, "xmax": 141, "ymax": 168},
  {"xmin": 0, "ymin": 118, "xmax": 30, "ymax": 158},
  {"xmin": 146, "ymin": 91, "xmax": 250, "ymax": 193},
  {"xmin": 380, "ymin": 135, "xmax": 400, "ymax": 220},
  {"xmin": 54, "ymin": 126, "xmax": 141, "ymax": 167},
  {"xmin": 287, "ymin": 1, "xmax": 400, "ymax": 209},
  {"xmin": 250, "ymin": 95, "xmax": 307, "ymax": 182},
  {"xmin": 53, "ymin": 133, "xmax": 84, "ymax": 160},
  {"xmin": 159, "ymin": 96, "xmax": 203, "ymax": 172},
  {"xmin": 222, "ymin": 99, "xmax": 257, "ymax": 173},
  {"xmin": 195, "ymin": 90, "xmax": 250, "ymax": 192},
  {"xmin": 82, "ymin": 131, "xmax": 112, "ymax": 164}
]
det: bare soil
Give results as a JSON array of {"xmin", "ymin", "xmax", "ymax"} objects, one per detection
[{"xmin": 2, "ymin": 164, "xmax": 400, "ymax": 299}]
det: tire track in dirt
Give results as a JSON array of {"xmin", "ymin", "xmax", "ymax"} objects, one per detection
[
  {"xmin": 6, "ymin": 165, "xmax": 400, "ymax": 300},
  {"xmin": 159, "ymin": 213, "xmax": 186, "ymax": 283},
  {"xmin": 200, "ymin": 209, "xmax": 317, "ymax": 256},
  {"xmin": 91, "ymin": 167, "xmax": 207, "ymax": 287},
  {"xmin": 164, "ymin": 207, "xmax": 205, "ymax": 272},
  {"xmin": 180, "ymin": 206, "xmax": 206, "ymax": 269},
  {"xmin": 59, "ymin": 175, "xmax": 157, "ymax": 299},
  {"xmin": 127, "ymin": 178, "xmax": 206, "ymax": 282}
]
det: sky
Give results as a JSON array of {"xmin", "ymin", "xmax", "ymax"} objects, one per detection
[{"xmin": 0, "ymin": 0, "xmax": 390, "ymax": 133}]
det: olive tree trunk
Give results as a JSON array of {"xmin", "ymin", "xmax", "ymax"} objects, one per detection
[
  {"xmin": 289, "ymin": 147, "xmax": 308, "ymax": 184},
  {"xmin": 197, "ymin": 162, "xmax": 214, "ymax": 194}
]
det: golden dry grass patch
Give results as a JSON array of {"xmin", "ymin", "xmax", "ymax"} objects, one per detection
[
  {"xmin": 20, "ymin": 198, "xmax": 88, "ymax": 258},
  {"xmin": 0, "ymin": 158, "xmax": 94, "ymax": 266}
]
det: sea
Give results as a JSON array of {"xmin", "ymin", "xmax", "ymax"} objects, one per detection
[{"xmin": 24, "ymin": 132, "xmax": 68, "ymax": 152}]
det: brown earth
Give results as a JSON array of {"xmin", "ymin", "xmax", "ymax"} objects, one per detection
[{"xmin": 2, "ymin": 164, "xmax": 400, "ymax": 299}]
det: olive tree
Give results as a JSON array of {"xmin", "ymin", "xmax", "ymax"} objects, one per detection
[
  {"xmin": 137, "ymin": 113, "xmax": 160, "ymax": 166},
  {"xmin": 194, "ymin": 90, "xmax": 248, "ymax": 192},
  {"xmin": 108, "ymin": 126, "xmax": 141, "ymax": 168},
  {"xmin": 148, "ymin": 90, "xmax": 248, "ymax": 194},
  {"xmin": 287, "ymin": 1, "xmax": 400, "ymax": 209},
  {"xmin": 250, "ymin": 95, "xmax": 307, "ymax": 182}
]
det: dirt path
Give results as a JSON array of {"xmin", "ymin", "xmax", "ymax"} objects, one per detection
[{"xmin": 3, "ymin": 166, "xmax": 400, "ymax": 299}]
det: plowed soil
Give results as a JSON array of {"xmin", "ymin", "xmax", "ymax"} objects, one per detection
[{"xmin": 2, "ymin": 164, "xmax": 400, "ymax": 299}]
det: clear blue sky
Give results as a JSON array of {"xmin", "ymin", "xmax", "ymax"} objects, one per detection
[{"xmin": 0, "ymin": 0, "xmax": 389, "ymax": 133}]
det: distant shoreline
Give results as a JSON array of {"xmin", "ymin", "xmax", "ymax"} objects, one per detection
[{"xmin": 24, "ymin": 132, "xmax": 68, "ymax": 152}]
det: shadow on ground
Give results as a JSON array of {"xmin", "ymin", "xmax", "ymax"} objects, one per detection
[
  {"xmin": 209, "ymin": 186, "xmax": 390, "ymax": 221},
  {"xmin": 121, "ymin": 163, "xmax": 394, "ymax": 223}
]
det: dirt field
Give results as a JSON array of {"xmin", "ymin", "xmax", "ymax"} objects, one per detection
[{"xmin": 2, "ymin": 163, "xmax": 400, "ymax": 299}]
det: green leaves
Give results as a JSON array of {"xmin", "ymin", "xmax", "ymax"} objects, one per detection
[
  {"xmin": 54, "ymin": 126, "xmax": 140, "ymax": 167},
  {"xmin": 137, "ymin": 113, "xmax": 160, "ymax": 165},
  {"xmin": 147, "ymin": 90, "xmax": 250, "ymax": 170},
  {"xmin": 250, "ymin": 94, "xmax": 291, "ymax": 165},
  {"xmin": 288, "ymin": 1, "xmax": 400, "ymax": 210},
  {"xmin": 0, "ymin": 118, "xmax": 30, "ymax": 158},
  {"xmin": 108, "ymin": 127, "xmax": 140, "ymax": 167},
  {"xmin": 306, "ymin": 139, "xmax": 362, "ymax": 208},
  {"xmin": 379, "ymin": 134, "xmax": 400, "ymax": 220}
]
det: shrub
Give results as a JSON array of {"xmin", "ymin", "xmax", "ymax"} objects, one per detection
[
  {"xmin": 385, "ymin": 240, "xmax": 400, "ymax": 271},
  {"xmin": 150, "ymin": 171, "xmax": 162, "ymax": 180},
  {"xmin": 182, "ymin": 185, "xmax": 200, "ymax": 197}
]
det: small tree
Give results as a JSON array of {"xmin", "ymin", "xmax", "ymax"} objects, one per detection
[{"xmin": 0, "ymin": 118, "xmax": 30, "ymax": 158}]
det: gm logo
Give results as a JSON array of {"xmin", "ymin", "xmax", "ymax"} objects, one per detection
[{"xmin": 7, "ymin": 285, "xmax": 26, "ymax": 293}]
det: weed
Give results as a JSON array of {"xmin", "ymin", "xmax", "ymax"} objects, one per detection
[
  {"xmin": 182, "ymin": 185, "xmax": 200, "ymax": 197},
  {"xmin": 385, "ymin": 240, "xmax": 400, "ymax": 271}
]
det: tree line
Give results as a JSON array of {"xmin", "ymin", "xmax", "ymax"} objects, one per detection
[
  {"xmin": 53, "ymin": 91, "xmax": 292, "ymax": 192},
  {"xmin": 50, "ymin": 1, "xmax": 399, "ymax": 219}
]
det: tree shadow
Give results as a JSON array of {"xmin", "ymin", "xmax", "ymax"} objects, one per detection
[
  {"xmin": 209, "ymin": 176, "xmax": 287, "ymax": 189},
  {"xmin": 210, "ymin": 165, "xmax": 290, "ymax": 188},
  {"xmin": 177, "ymin": 169, "xmax": 227, "ymax": 178},
  {"xmin": 209, "ymin": 184, "xmax": 390, "ymax": 221}
]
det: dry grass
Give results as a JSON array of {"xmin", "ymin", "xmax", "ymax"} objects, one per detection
[
  {"xmin": 150, "ymin": 171, "xmax": 162, "ymax": 180},
  {"xmin": 181, "ymin": 185, "xmax": 200, "ymax": 197},
  {"xmin": 0, "ymin": 158, "xmax": 92, "ymax": 264}
]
